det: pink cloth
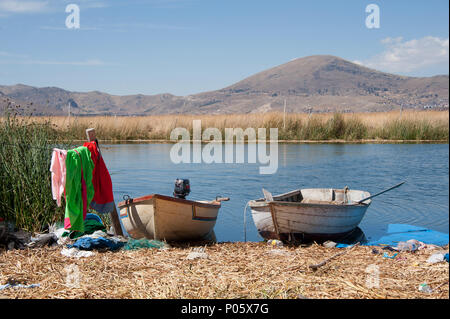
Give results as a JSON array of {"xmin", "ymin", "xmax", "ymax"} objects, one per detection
[{"xmin": 50, "ymin": 148, "xmax": 67, "ymax": 207}]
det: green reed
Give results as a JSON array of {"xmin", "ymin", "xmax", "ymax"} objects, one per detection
[{"xmin": 0, "ymin": 103, "xmax": 70, "ymax": 232}]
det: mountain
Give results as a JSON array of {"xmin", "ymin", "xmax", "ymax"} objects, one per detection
[{"xmin": 1, "ymin": 55, "xmax": 448, "ymax": 115}]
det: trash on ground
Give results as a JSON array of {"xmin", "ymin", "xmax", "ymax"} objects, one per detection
[
  {"xmin": 383, "ymin": 252, "xmax": 398, "ymax": 259},
  {"xmin": 186, "ymin": 247, "xmax": 208, "ymax": 260},
  {"xmin": 427, "ymin": 253, "xmax": 446, "ymax": 264},
  {"xmin": 267, "ymin": 239, "xmax": 283, "ymax": 248},
  {"xmin": 0, "ymin": 278, "xmax": 40, "ymax": 290},
  {"xmin": 418, "ymin": 283, "xmax": 433, "ymax": 293},
  {"xmin": 396, "ymin": 240, "xmax": 419, "ymax": 252},
  {"xmin": 61, "ymin": 247, "xmax": 96, "ymax": 258},
  {"xmin": 323, "ymin": 240, "xmax": 337, "ymax": 248},
  {"xmin": 27, "ymin": 233, "xmax": 58, "ymax": 248}
]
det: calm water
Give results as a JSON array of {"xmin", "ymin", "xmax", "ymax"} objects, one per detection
[{"xmin": 102, "ymin": 143, "xmax": 449, "ymax": 242}]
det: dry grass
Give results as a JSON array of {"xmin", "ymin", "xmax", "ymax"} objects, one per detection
[
  {"xmin": 0, "ymin": 242, "xmax": 448, "ymax": 299},
  {"xmin": 30, "ymin": 110, "xmax": 449, "ymax": 142}
]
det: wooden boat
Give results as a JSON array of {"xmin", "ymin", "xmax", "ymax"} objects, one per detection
[
  {"xmin": 118, "ymin": 194, "xmax": 226, "ymax": 242},
  {"xmin": 249, "ymin": 188, "xmax": 372, "ymax": 242}
]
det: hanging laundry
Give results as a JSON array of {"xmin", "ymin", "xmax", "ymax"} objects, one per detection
[
  {"xmin": 65, "ymin": 146, "xmax": 95, "ymax": 233},
  {"xmin": 83, "ymin": 141, "xmax": 115, "ymax": 214},
  {"xmin": 50, "ymin": 148, "xmax": 67, "ymax": 207}
]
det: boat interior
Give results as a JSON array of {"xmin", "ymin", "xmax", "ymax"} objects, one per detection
[{"xmin": 258, "ymin": 188, "xmax": 370, "ymax": 205}]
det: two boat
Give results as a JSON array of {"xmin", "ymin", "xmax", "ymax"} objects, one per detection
[{"xmin": 117, "ymin": 182, "xmax": 404, "ymax": 243}]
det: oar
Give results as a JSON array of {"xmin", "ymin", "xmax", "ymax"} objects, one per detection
[
  {"xmin": 262, "ymin": 188, "xmax": 274, "ymax": 202},
  {"xmin": 356, "ymin": 181, "xmax": 405, "ymax": 204}
]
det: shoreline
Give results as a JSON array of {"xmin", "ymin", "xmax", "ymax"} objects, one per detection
[{"xmin": 69, "ymin": 139, "xmax": 449, "ymax": 144}]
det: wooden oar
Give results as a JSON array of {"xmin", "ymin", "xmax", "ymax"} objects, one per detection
[
  {"xmin": 356, "ymin": 181, "xmax": 405, "ymax": 204},
  {"xmin": 262, "ymin": 188, "xmax": 274, "ymax": 202}
]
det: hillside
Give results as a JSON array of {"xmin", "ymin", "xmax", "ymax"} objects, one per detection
[{"xmin": 1, "ymin": 55, "xmax": 448, "ymax": 115}]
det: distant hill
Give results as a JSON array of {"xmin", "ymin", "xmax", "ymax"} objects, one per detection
[{"xmin": 1, "ymin": 55, "xmax": 448, "ymax": 115}]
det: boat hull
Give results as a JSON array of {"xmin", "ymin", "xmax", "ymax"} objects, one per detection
[
  {"xmin": 118, "ymin": 194, "xmax": 221, "ymax": 242},
  {"xmin": 249, "ymin": 188, "xmax": 371, "ymax": 241}
]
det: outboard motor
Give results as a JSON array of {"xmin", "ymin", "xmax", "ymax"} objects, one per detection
[{"xmin": 173, "ymin": 179, "xmax": 190, "ymax": 199}]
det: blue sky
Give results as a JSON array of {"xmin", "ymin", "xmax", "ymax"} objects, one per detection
[{"xmin": 0, "ymin": 0, "xmax": 448, "ymax": 96}]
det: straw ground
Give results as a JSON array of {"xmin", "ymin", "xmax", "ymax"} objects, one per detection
[{"xmin": 0, "ymin": 242, "xmax": 448, "ymax": 299}]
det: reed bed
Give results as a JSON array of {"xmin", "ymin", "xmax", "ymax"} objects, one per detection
[
  {"xmin": 37, "ymin": 110, "xmax": 449, "ymax": 142},
  {"xmin": 0, "ymin": 105, "xmax": 70, "ymax": 232},
  {"xmin": 0, "ymin": 242, "xmax": 448, "ymax": 299}
]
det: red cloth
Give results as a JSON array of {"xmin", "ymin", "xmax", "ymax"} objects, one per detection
[{"xmin": 83, "ymin": 141, "xmax": 115, "ymax": 214}]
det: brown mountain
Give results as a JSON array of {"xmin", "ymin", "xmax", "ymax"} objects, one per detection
[{"xmin": 1, "ymin": 55, "xmax": 448, "ymax": 115}]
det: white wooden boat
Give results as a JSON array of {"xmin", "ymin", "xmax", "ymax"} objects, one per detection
[
  {"xmin": 118, "ymin": 194, "xmax": 226, "ymax": 242},
  {"xmin": 249, "ymin": 188, "xmax": 372, "ymax": 241}
]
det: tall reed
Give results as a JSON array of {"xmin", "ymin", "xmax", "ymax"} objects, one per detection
[
  {"xmin": 0, "ymin": 103, "xmax": 70, "ymax": 232},
  {"xmin": 39, "ymin": 110, "xmax": 448, "ymax": 142}
]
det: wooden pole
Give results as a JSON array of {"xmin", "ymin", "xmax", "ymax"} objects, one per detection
[
  {"xmin": 283, "ymin": 99, "xmax": 286, "ymax": 130},
  {"xmin": 86, "ymin": 128, "xmax": 124, "ymax": 236}
]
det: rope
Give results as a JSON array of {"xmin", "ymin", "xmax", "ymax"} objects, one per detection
[{"xmin": 243, "ymin": 200, "xmax": 251, "ymax": 242}]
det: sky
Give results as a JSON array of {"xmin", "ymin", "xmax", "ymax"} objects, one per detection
[{"xmin": 0, "ymin": 0, "xmax": 449, "ymax": 96}]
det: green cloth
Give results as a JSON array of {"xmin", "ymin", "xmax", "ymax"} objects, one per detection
[
  {"xmin": 65, "ymin": 146, "xmax": 95, "ymax": 233},
  {"xmin": 62, "ymin": 218, "xmax": 106, "ymax": 239}
]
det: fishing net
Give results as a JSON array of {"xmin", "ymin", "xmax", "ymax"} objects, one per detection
[{"xmin": 123, "ymin": 238, "xmax": 168, "ymax": 250}]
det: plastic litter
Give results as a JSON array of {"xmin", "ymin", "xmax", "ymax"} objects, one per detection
[
  {"xmin": 267, "ymin": 239, "xmax": 283, "ymax": 248},
  {"xmin": 383, "ymin": 252, "xmax": 398, "ymax": 259},
  {"xmin": 418, "ymin": 283, "xmax": 432, "ymax": 293},
  {"xmin": 426, "ymin": 253, "xmax": 446, "ymax": 264},
  {"xmin": 186, "ymin": 247, "xmax": 208, "ymax": 260},
  {"xmin": 61, "ymin": 247, "xmax": 95, "ymax": 258},
  {"xmin": 27, "ymin": 233, "xmax": 58, "ymax": 248},
  {"xmin": 396, "ymin": 240, "xmax": 419, "ymax": 252},
  {"xmin": 0, "ymin": 283, "xmax": 40, "ymax": 290},
  {"xmin": 444, "ymin": 253, "xmax": 449, "ymax": 262},
  {"xmin": 323, "ymin": 240, "xmax": 337, "ymax": 248}
]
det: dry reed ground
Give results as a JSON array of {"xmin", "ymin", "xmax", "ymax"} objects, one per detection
[{"xmin": 0, "ymin": 242, "xmax": 448, "ymax": 299}]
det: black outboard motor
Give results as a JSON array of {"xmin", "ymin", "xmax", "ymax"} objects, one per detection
[{"xmin": 173, "ymin": 179, "xmax": 190, "ymax": 199}]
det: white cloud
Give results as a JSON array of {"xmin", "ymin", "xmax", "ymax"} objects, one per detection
[
  {"xmin": 0, "ymin": 56, "xmax": 110, "ymax": 66},
  {"xmin": 0, "ymin": 0, "xmax": 108, "ymax": 16},
  {"xmin": 19, "ymin": 59, "xmax": 107, "ymax": 66},
  {"xmin": 357, "ymin": 36, "xmax": 449, "ymax": 73},
  {"xmin": 0, "ymin": 0, "xmax": 49, "ymax": 13}
]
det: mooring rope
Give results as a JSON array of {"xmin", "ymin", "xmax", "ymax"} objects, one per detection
[{"xmin": 243, "ymin": 200, "xmax": 251, "ymax": 242}]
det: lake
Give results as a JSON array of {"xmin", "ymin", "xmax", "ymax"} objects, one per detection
[{"xmin": 102, "ymin": 143, "xmax": 449, "ymax": 242}]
